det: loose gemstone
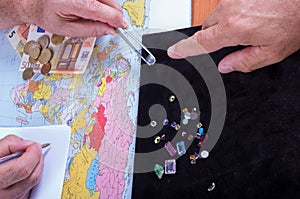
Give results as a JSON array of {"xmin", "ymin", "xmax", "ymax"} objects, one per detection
[
  {"xmin": 191, "ymin": 159, "xmax": 197, "ymax": 164},
  {"xmin": 150, "ymin": 120, "xmax": 157, "ymax": 127},
  {"xmin": 165, "ymin": 159, "xmax": 176, "ymax": 174},
  {"xmin": 182, "ymin": 118, "xmax": 188, "ymax": 125},
  {"xmin": 200, "ymin": 150, "xmax": 209, "ymax": 158},
  {"xmin": 189, "ymin": 155, "xmax": 195, "ymax": 160},
  {"xmin": 175, "ymin": 124, "xmax": 181, "ymax": 131},
  {"xmin": 187, "ymin": 135, "xmax": 194, "ymax": 141},
  {"xmin": 163, "ymin": 119, "xmax": 169, "ymax": 126},
  {"xmin": 171, "ymin": 122, "xmax": 177, "ymax": 128},
  {"xmin": 197, "ymin": 122, "xmax": 203, "ymax": 128},
  {"xmin": 195, "ymin": 133, "xmax": 201, "ymax": 139},
  {"xmin": 198, "ymin": 127, "xmax": 204, "ymax": 135},
  {"xmin": 154, "ymin": 164, "xmax": 164, "ymax": 179},
  {"xmin": 190, "ymin": 112, "xmax": 198, "ymax": 120},
  {"xmin": 208, "ymin": 182, "xmax": 215, "ymax": 191},
  {"xmin": 169, "ymin": 95, "xmax": 176, "ymax": 102},
  {"xmin": 154, "ymin": 136, "xmax": 161, "ymax": 144},
  {"xmin": 176, "ymin": 141, "xmax": 186, "ymax": 156},
  {"xmin": 184, "ymin": 112, "xmax": 191, "ymax": 120},
  {"xmin": 182, "ymin": 108, "xmax": 189, "ymax": 113},
  {"xmin": 164, "ymin": 141, "xmax": 177, "ymax": 156}
]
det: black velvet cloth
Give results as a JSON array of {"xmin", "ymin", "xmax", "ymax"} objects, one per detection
[{"xmin": 132, "ymin": 27, "xmax": 300, "ymax": 199}]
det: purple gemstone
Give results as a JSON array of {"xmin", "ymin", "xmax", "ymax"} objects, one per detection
[
  {"xmin": 194, "ymin": 133, "xmax": 201, "ymax": 139},
  {"xmin": 197, "ymin": 141, "xmax": 203, "ymax": 148},
  {"xmin": 163, "ymin": 119, "xmax": 169, "ymax": 126},
  {"xmin": 194, "ymin": 153, "xmax": 200, "ymax": 159},
  {"xmin": 190, "ymin": 112, "xmax": 198, "ymax": 120},
  {"xmin": 171, "ymin": 122, "xmax": 177, "ymax": 128}
]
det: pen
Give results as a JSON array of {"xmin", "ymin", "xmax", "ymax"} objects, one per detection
[
  {"xmin": 0, "ymin": 143, "xmax": 51, "ymax": 164},
  {"xmin": 117, "ymin": 28, "xmax": 156, "ymax": 66}
]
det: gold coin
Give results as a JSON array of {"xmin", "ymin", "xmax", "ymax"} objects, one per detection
[
  {"xmin": 41, "ymin": 63, "xmax": 52, "ymax": 75},
  {"xmin": 38, "ymin": 48, "xmax": 53, "ymax": 64},
  {"xmin": 23, "ymin": 40, "xmax": 35, "ymax": 55},
  {"xmin": 29, "ymin": 46, "xmax": 41, "ymax": 60},
  {"xmin": 22, "ymin": 68, "xmax": 34, "ymax": 81},
  {"xmin": 37, "ymin": 35, "xmax": 50, "ymax": 49},
  {"xmin": 28, "ymin": 56, "xmax": 38, "ymax": 64},
  {"xmin": 51, "ymin": 34, "xmax": 65, "ymax": 45},
  {"xmin": 27, "ymin": 42, "xmax": 41, "ymax": 59}
]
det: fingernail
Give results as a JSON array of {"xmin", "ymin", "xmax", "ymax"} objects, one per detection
[
  {"xmin": 105, "ymin": 29, "xmax": 117, "ymax": 36},
  {"xmin": 123, "ymin": 18, "xmax": 129, "ymax": 28},
  {"xmin": 167, "ymin": 46, "xmax": 176, "ymax": 58},
  {"xmin": 168, "ymin": 45, "xmax": 175, "ymax": 53},
  {"xmin": 168, "ymin": 45, "xmax": 183, "ymax": 59},
  {"xmin": 219, "ymin": 65, "xmax": 234, "ymax": 73}
]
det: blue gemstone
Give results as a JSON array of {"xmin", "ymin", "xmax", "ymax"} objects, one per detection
[
  {"xmin": 176, "ymin": 141, "xmax": 186, "ymax": 156},
  {"xmin": 198, "ymin": 128, "xmax": 204, "ymax": 135}
]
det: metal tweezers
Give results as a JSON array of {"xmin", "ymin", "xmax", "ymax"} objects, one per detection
[{"xmin": 117, "ymin": 28, "xmax": 156, "ymax": 66}]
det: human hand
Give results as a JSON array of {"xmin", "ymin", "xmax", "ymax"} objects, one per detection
[
  {"xmin": 168, "ymin": 0, "xmax": 300, "ymax": 73},
  {"xmin": 18, "ymin": 0, "xmax": 127, "ymax": 37},
  {"xmin": 0, "ymin": 135, "xmax": 43, "ymax": 199}
]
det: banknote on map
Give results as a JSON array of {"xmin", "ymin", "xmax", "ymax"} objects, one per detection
[
  {"xmin": 5, "ymin": 23, "xmax": 30, "ymax": 58},
  {"xmin": 19, "ymin": 25, "xmax": 96, "ymax": 74}
]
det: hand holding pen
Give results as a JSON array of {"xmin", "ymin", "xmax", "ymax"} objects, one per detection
[{"xmin": 0, "ymin": 135, "xmax": 45, "ymax": 199}]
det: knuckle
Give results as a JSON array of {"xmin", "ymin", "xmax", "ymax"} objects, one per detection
[
  {"xmin": 194, "ymin": 32, "xmax": 205, "ymax": 46},
  {"xmin": 29, "ymin": 172, "xmax": 41, "ymax": 185},
  {"xmin": 87, "ymin": 1, "xmax": 103, "ymax": 14},
  {"xmin": 90, "ymin": 27, "xmax": 102, "ymax": 37},
  {"xmin": 19, "ymin": 166, "xmax": 31, "ymax": 178},
  {"xmin": 241, "ymin": 63, "xmax": 255, "ymax": 73},
  {"xmin": 2, "ymin": 134, "xmax": 19, "ymax": 142}
]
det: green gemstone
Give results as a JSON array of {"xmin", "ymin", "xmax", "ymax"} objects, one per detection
[{"xmin": 154, "ymin": 164, "xmax": 164, "ymax": 179}]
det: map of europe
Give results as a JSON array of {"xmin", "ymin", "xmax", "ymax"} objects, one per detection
[{"xmin": 0, "ymin": 0, "xmax": 150, "ymax": 198}]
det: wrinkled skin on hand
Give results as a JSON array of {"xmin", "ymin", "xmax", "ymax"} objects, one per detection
[
  {"xmin": 168, "ymin": 0, "xmax": 300, "ymax": 73},
  {"xmin": 0, "ymin": 135, "xmax": 43, "ymax": 199},
  {"xmin": 1, "ymin": 0, "xmax": 127, "ymax": 37}
]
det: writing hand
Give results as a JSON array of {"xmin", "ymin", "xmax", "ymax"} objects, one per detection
[{"xmin": 0, "ymin": 135, "xmax": 43, "ymax": 199}]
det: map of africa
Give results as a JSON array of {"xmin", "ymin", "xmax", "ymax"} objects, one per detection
[{"xmin": 0, "ymin": 0, "xmax": 150, "ymax": 198}]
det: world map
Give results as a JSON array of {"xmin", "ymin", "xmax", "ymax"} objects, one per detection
[{"xmin": 0, "ymin": 0, "xmax": 150, "ymax": 198}]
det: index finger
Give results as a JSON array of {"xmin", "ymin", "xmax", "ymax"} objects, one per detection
[
  {"xmin": 99, "ymin": 0, "xmax": 122, "ymax": 12},
  {"xmin": 168, "ymin": 24, "xmax": 236, "ymax": 59},
  {"xmin": 0, "ymin": 135, "xmax": 33, "ymax": 157},
  {"xmin": 71, "ymin": 0, "xmax": 126, "ymax": 28},
  {"xmin": 0, "ymin": 143, "xmax": 42, "ymax": 188}
]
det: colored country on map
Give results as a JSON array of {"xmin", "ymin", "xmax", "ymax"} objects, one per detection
[{"xmin": 123, "ymin": 0, "xmax": 146, "ymax": 27}]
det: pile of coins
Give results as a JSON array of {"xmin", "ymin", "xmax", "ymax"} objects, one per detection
[{"xmin": 22, "ymin": 34, "xmax": 65, "ymax": 80}]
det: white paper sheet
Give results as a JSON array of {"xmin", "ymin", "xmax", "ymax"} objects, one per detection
[{"xmin": 0, "ymin": 125, "xmax": 70, "ymax": 199}]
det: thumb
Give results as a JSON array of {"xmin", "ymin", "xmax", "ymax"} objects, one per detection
[{"xmin": 218, "ymin": 46, "xmax": 281, "ymax": 73}]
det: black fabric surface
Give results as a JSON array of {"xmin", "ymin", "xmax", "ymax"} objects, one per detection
[{"xmin": 132, "ymin": 27, "xmax": 300, "ymax": 199}]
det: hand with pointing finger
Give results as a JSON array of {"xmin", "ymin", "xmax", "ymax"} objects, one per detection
[
  {"xmin": 0, "ymin": 0, "xmax": 128, "ymax": 37},
  {"xmin": 168, "ymin": 0, "xmax": 300, "ymax": 73}
]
